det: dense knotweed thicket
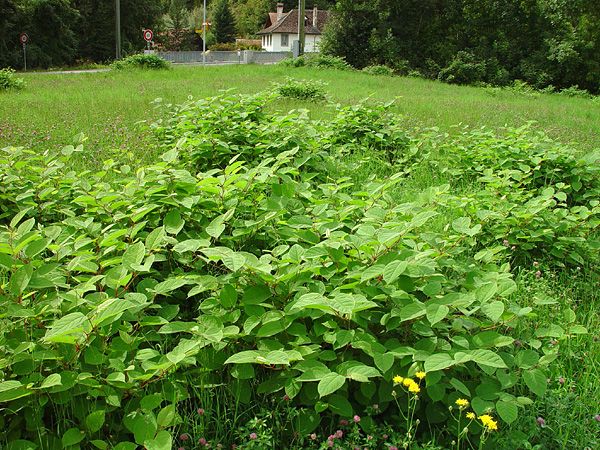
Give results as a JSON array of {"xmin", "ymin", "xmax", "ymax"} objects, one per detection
[{"xmin": 0, "ymin": 91, "xmax": 596, "ymax": 449}]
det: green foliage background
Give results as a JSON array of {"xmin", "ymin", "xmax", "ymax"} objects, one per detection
[
  {"xmin": 0, "ymin": 83, "xmax": 597, "ymax": 448},
  {"xmin": 321, "ymin": 0, "xmax": 600, "ymax": 93}
]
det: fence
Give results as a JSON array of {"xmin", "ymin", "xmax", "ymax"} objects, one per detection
[{"xmin": 155, "ymin": 51, "xmax": 291, "ymax": 65}]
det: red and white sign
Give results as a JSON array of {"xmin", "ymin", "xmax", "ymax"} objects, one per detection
[
  {"xmin": 19, "ymin": 32, "xmax": 29, "ymax": 45},
  {"xmin": 143, "ymin": 29, "xmax": 153, "ymax": 42}
]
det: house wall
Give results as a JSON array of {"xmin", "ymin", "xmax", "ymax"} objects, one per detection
[{"xmin": 261, "ymin": 33, "xmax": 322, "ymax": 52}]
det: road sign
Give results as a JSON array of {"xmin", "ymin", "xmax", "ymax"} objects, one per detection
[
  {"xmin": 143, "ymin": 29, "xmax": 153, "ymax": 42},
  {"xmin": 19, "ymin": 33, "xmax": 28, "ymax": 71}
]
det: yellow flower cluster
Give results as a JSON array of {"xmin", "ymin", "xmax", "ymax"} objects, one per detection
[
  {"xmin": 393, "ymin": 372, "xmax": 426, "ymax": 395},
  {"xmin": 455, "ymin": 398, "xmax": 469, "ymax": 409},
  {"xmin": 479, "ymin": 414, "xmax": 498, "ymax": 431},
  {"xmin": 402, "ymin": 377, "xmax": 421, "ymax": 394},
  {"xmin": 466, "ymin": 412, "xmax": 476, "ymax": 420}
]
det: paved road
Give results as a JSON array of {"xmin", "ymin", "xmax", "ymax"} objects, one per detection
[{"xmin": 26, "ymin": 61, "xmax": 241, "ymax": 75}]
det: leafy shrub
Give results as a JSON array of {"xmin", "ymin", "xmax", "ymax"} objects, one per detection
[
  {"xmin": 559, "ymin": 85, "xmax": 593, "ymax": 99},
  {"xmin": 279, "ymin": 54, "xmax": 353, "ymax": 70},
  {"xmin": 362, "ymin": 65, "xmax": 395, "ymax": 76},
  {"xmin": 1, "ymin": 91, "xmax": 585, "ymax": 449},
  {"xmin": 0, "ymin": 68, "xmax": 25, "ymax": 91},
  {"xmin": 272, "ymin": 77, "xmax": 327, "ymax": 101},
  {"xmin": 110, "ymin": 53, "xmax": 171, "ymax": 70},
  {"xmin": 507, "ymin": 80, "xmax": 540, "ymax": 98},
  {"xmin": 436, "ymin": 125, "xmax": 600, "ymax": 267},
  {"xmin": 438, "ymin": 51, "xmax": 486, "ymax": 85}
]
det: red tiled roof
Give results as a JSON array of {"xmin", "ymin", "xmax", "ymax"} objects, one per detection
[{"xmin": 258, "ymin": 9, "xmax": 330, "ymax": 35}]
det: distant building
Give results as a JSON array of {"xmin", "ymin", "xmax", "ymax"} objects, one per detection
[{"xmin": 257, "ymin": 2, "xmax": 330, "ymax": 52}]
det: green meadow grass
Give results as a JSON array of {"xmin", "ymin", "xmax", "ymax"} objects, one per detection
[
  {"xmin": 0, "ymin": 65, "xmax": 598, "ymax": 448},
  {"xmin": 1, "ymin": 65, "xmax": 598, "ymax": 168}
]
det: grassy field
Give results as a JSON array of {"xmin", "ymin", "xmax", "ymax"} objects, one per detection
[
  {"xmin": 1, "ymin": 65, "xmax": 598, "ymax": 167},
  {"xmin": 0, "ymin": 65, "xmax": 598, "ymax": 449}
]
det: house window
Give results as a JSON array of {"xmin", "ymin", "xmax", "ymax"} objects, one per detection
[{"xmin": 281, "ymin": 34, "xmax": 289, "ymax": 47}]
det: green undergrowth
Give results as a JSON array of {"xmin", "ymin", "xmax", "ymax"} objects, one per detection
[{"xmin": 0, "ymin": 88, "xmax": 598, "ymax": 449}]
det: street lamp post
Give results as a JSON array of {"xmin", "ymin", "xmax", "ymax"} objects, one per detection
[
  {"xmin": 298, "ymin": 0, "xmax": 305, "ymax": 56},
  {"xmin": 115, "ymin": 0, "xmax": 121, "ymax": 59},
  {"xmin": 202, "ymin": 0, "xmax": 207, "ymax": 65}
]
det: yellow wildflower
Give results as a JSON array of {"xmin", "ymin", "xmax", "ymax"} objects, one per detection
[
  {"xmin": 393, "ymin": 375, "xmax": 404, "ymax": 384},
  {"xmin": 466, "ymin": 412, "xmax": 476, "ymax": 420},
  {"xmin": 408, "ymin": 382, "xmax": 421, "ymax": 394},
  {"xmin": 415, "ymin": 371, "xmax": 426, "ymax": 380},
  {"xmin": 402, "ymin": 378, "xmax": 414, "ymax": 387},
  {"xmin": 479, "ymin": 414, "xmax": 498, "ymax": 431},
  {"xmin": 455, "ymin": 398, "xmax": 469, "ymax": 409}
]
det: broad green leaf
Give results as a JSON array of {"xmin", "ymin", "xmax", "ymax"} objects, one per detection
[
  {"xmin": 43, "ymin": 312, "xmax": 90, "ymax": 344},
  {"xmin": 62, "ymin": 428, "xmax": 85, "ymax": 447},
  {"xmin": 449, "ymin": 378, "xmax": 471, "ymax": 397},
  {"xmin": 156, "ymin": 404, "xmax": 176, "ymax": 427},
  {"xmin": 5, "ymin": 440, "xmax": 37, "ymax": 450},
  {"xmin": 344, "ymin": 364, "xmax": 381, "ymax": 382},
  {"xmin": 481, "ymin": 301, "xmax": 504, "ymax": 322},
  {"xmin": 373, "ymin": 353, "xmax": 394, "ymax": 374},
  {"xmin": 206, "ymin": 215, "xmax": 226, "ymax": 238},
  {"xmin": 399, "ymin": 301, "xmax": 426, "ymax": 322},
  {"xmin": 164, "ymin": 210, "xmax": 184, "ymax": 235},
  {"xmin": 144, "ymin": 430, "xmax": 172, "ymax": 450},
  {"xmin": 426, "ymin": 303, "xmax": 449, "ymax": 326},
  {"xmin": 383, "ymin": 260, "xmax": 408, "ymax": 284},
  {"xmin": 318, "ymin": 373, "xmax": 346, "ymax": 397},
  {"xmin": 496, "ymin": 400, "xmax": 518, "ymax": 424},
  {"xmin": 523, "ymin": 368, "xmax": 547, "ymax": 396},
  {"xmin": 122, "ymin": 242, "xmax": 145, "ymax": 270},
  {"xmin": 469, "ymin": 349, "xmax": 508, "ymax": 369},
  {"xmin": 222, "ymin": 252, "xmax": 246, "ymax": 272},
  {"xmin": 515, "ymin": 350, "xmax": 539, "ymax": 369},
  {"xmin": 424, "ymin": 353, "xmax": 455, "ymax": 372},
  {"xmin": 124, "ymin": 412, "xmax": 157, "ymax": 445},
  {"xmin": 330, "ymin": 293, "xmax": 378, "ymax": 316},
  {"xmin": 8, "ymin": 264, "xmax": 33, "ymax": 296},
  {"xmin": 145, "ymin": 227, "xmax": 165, "ymax": 250},
  {"xmin": 40, "ymin": 373, "xmax": 62, "ymax": 389},
  {"xmin": 288, "ymin": 293, "xmax": 333, "ymax": 314},
  {"xmin": 86, "ymin": 410, "xmax": 106, "ymax": 433},
  {"xmin": 92, "ymin": 298, "xmax": 137, "ymax": 327},
  {"xmin": 173, "ymin": 239, "xmax": 208, "ymax": 254}
]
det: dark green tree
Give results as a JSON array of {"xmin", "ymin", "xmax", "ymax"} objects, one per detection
[{"xmin": 212, "ymin": 0, "xmax": 236, "ymax": 43}]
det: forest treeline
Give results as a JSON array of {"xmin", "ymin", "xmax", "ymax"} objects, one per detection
[
  {"xmin": 1, "ymin": 0, "xmax": 598, "ymax": 93},
  {"xmin": 322, "ymin": 0, "xmax": 600, "ymax": 93}
]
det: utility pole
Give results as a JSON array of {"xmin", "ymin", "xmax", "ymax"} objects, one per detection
[
  {"xmin": 202, "ymin": 0, "xmax": 207, "ymax": 64},
  {"xmin": 115, "ymin": 0, "xmax": 121, "ymax": 59},
  {"xmin": 298, "ymin": 0, "xmax": 305, "ymax": 55}
]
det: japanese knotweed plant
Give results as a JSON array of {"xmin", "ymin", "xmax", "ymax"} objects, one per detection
[
  {"xmin": 429, "ymin": 125, "xmax": 600, "ymax": 268},
  {"xmin": 149, "ymin": 91, "xmax": 421, "ymax": 175},
  {"xmin": 0, "ymin": 133, "xmax": 575, "ymax": 448}
]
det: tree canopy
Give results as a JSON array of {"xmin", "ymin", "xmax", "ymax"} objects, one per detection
[{"xmin": 321, "ymin": 0, "xmax": 600, "ymax": 93}]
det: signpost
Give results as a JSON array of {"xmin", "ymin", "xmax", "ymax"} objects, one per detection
[
  {"xmin": 143, "ymin": 28, "xmax": 154, "ymax": 51},
  {"xmin": 203, "ymin": 0, "xmax": 207, "ymax": 65},
  {"xmin": 19, "ymin": 33, "xmax": 28, "ymax": 71}
]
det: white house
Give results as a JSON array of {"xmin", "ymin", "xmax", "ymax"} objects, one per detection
[{"xmin": 257, "ymin": 3, "xmax": 330, "ymax": 53}]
